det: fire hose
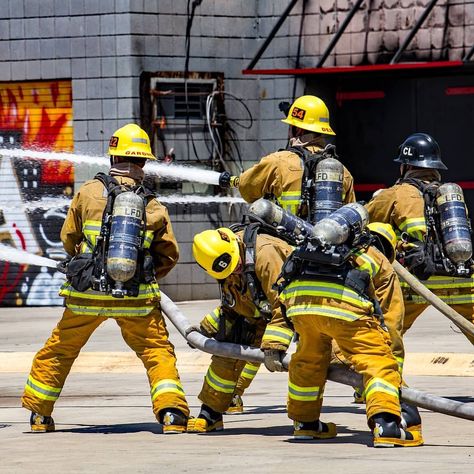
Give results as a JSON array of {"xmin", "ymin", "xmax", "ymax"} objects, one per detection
[
  {"xmin": 393, "ymin": 260, "xmax": 474, "ymax": 339},
  {"xmin": 160, "ymin": 292, "xmax": 474, "ymax": 422}
]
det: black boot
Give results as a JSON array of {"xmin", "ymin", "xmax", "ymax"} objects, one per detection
[
  {"xmin": 401, "ymin": 402, "xmax": 422, "ymax": 433},
  {"xmin": 158, "ymin": 408, "xmax": 187, "ymax": 434},
  {"xmin": 187, "ymin": 404, "xmax": 223, "ymax": 433},
  {"xmin": 371, "ymin": 412, "xmax": 423, "ymax": 447},
  {"xmin": 30, "ymin": 412, "xmax": 55, "ymax": 433},
  {"xmin": 293, "ymin": 420, "xmax": 337, "ymax": 440}
]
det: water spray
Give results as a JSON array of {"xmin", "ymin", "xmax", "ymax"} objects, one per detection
[
  {"xmin": 0, "ymin": 243, "xmax": 58, "ymax": 269},
  {"xmin": 1, "ymin": 148, "xmax": 221, "ymax": 185}
]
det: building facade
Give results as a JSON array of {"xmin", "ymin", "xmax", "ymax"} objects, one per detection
[{"xmin": 0, "ymin": 0, "xmax": 473, "ymax": 304}]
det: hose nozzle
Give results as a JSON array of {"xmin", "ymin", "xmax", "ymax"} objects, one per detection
[{"xmin": 219, "ymin": 172, "xmax": 239, "ymax": 188}]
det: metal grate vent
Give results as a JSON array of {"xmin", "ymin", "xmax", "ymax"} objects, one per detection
[{"xmin": 152, "ymin": 79, "xmax": 216, "ymax": 120}]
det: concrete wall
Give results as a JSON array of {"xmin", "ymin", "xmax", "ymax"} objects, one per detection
[{"xmin": 0, "ymin": 0, "xmax": 472, "ymax": 304}]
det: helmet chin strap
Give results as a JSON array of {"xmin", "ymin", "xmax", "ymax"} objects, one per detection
[{"xmin": 400, "ymin": 164, "xmax": 410, "ymax": 177}]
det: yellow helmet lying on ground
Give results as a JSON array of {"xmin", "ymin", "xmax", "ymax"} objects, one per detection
[
  {"xmin": 367, "ymin": 222, "xmax": 397, "ymax": 263},
  {"xmin": 281, "ymin": 95, "xmax": 335, "ymax": 136},
  {"xmin": 108, "ymin": 123, "xmax": 156, "ymax": 160},
  {"xmin": 193, "ymin": 228, "xmax": 240, "ymax": 280}
]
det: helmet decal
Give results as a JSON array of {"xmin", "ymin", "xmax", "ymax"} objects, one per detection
[
  {"xmin": 212, "ymin": 253, "xmax": 232, "ymax": 273},
  {"xmin": 291, "ymin": 106, "xmax": 306, "ymax": 120},
  {"xmin": 132, "ymin": 137, "xmax": 148, "ymax": 144},
  {"xmin": 109, "ymin": 136, "xmax": 119, "ymax": 148},
  {"xmin": 218, "ymin": 229, "xmax": 230, "ymax": 242}
]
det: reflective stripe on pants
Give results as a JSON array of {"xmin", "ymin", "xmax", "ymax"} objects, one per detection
[
  {"xmin": 21, "ymin": 308, "xmax": 189, "ymax": 418},
  {"xmin": 288, "ymin": 314, "xmax": 401, "ymax": 423}
]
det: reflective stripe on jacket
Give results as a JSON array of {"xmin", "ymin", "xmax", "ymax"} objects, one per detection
[
  {"xmin": 238, "ymin": 146, "xmax": 356, "ymax": 216},
  {"xmin": 200, "ymin": 233, "xmax": 294, "ymax": 351},
  {"xmin": 366, "ymin": 180, "xmax": 474, "ymax": 300},
  {"xmin": 59, "ymin": 175, "xmax": 179, "ymax": 316},
  {"xmin": 280, "ymin": 247, "xmax": 387, "ymax": 322}
]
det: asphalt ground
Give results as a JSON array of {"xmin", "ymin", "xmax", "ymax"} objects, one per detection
[{"xmin": 0, "ymin": 301, "xmax": 473, "ymax": 473}]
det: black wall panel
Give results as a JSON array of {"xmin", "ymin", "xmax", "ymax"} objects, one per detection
[{"xmin": 307, "ymin": 70, "xmax": 474, "ymax": 210}]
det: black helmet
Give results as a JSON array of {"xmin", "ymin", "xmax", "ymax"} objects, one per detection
[{"xmin": 394, "ymin": 133, "xmax": 447, "ymax": 170}]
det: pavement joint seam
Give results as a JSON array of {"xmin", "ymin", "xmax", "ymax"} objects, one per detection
[{"xmin": 0, "ymin": 352, "xmax": 473, "ymax": 376}]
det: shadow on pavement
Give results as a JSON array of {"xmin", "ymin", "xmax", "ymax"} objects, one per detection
[
  {"xmin": 234, "ymin": 405, "xmax": 286, "ymax": 415},
  {"xmin": 54, "ymin": 422, "xmax": 163, "ymax": 434},
  {"xmin": 203, "ymin": 422, "xmax": 371, "ymax": 445},
  {"xmin": 229, "ymin": 404, "xmax": 366, "ymax": 416}
]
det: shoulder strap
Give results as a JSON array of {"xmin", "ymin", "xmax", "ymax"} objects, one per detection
[
  {"xmin": 398, "ymin": 177, "xmax": 440, "ymax": 197},
  {"xmin": 242, "ymin": 223, "xmax": 269, "ymax": 312},
  {"xmin": 294, "ymin": 145, "xmax": 338, "ymax": 221}
]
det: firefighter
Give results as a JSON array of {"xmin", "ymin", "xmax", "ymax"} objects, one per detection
[
  {"xmin": 278, "ymin": 208, "xmax": 423, "ymax": 447},
  {"xmin": 220, "ymin": 95, "xmax": 356, "ymax": 412},
  {"xmin": 22, "ymin": 124, "xmax": 189, "ymax": 433},
  {"xmin": 333, "ymin": 222, "xmax": 406, "ymax": 403},
  {"xmin": 218, "ymin": 95, "xmax": 356, "ymax": 217},
  {"xmin": 187, "ymin": 226, "xmax": 294, "ymax": 432},
  {"xmin": 366, "ymin": 133, "xmax": 474, "ymax": 344}
]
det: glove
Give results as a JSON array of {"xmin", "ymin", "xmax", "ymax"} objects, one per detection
[
  {"xmin": 218, "ymin": 171, "xmax": 239, "ymax": 188},
  {"xmin": 184, "ymin": 325, "xmax": 211, "ymax": 349},
  {"xmin": 263, "ymin": 349, "xmax": 285, "ymax": 372},
  {"xmin": 56, "ymin": 258, "xmax": 70, "ymax": 274}
]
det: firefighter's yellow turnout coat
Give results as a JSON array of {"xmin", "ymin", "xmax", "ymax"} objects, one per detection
[
  {"xmin": 197, "ymin": 232, "xmax": 294, "ymax": 413},
  {"xmin": 22, "ymin": 173, "xmax": 189, "ymax": 419},
  {"xmin": 238, "ymin": 145, "xmax": 356, "ymax": 216},
  {"xmin": 366, "ymin": 170, "xmax": 474, "ymax": 344}
]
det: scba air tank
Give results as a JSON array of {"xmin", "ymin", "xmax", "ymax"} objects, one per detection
[
  {"xmin": 313, "ymin": 202, "xmax": 369, "ymax": 245},
  {"xmin": 311, "ymin": 157, "xmax": 344, "ymax": 224},
  {"xmin": 107, "ymin": 192, "xmax": 145, "ymax": 292},
  {"xmin": 436, "ymin": 183, "xmax": 472, "ymax": 266},
  {"xmin": 248, "ymin": 198, "xmax": 316, "ymax": 242}
]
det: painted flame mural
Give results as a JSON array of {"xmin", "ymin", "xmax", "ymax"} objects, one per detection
[{"xmin": 0, "ymin": 80, "xmax": 73, "ymax": 306}]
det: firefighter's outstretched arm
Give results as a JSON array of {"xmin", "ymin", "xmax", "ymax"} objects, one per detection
[{"xmin": 60, "ymin": 192, "xmax": 83, "ymax": 256}]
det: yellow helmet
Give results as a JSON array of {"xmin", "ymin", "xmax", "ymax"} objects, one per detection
[
  {"xmin": 193, "ymin": 228, "xmax": 240, "ymax": 280},
  {"xmin": 108, "ymin": 123, "xmax": 156, "ymax": 160},
  {"xmin": 367, "ymin": 222, "xmax": 397, "ymax": 262},
  {"xmin": 281, "ymin": 95, "xmax": 335, "ymax": 135}
]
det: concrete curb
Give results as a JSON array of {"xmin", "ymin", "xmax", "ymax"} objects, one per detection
[{"xmin": 0, "ymin": 351, "xmax": 473, "ymax": 376}]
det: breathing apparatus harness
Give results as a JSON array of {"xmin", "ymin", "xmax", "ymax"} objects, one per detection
[
  {"xmin": 210, "ymin": 217, "xmax": 279, "ymax": 345},
  {"xmin": 397, "ymin": 178, "xmax": 473, "ymax": 279},
  {"xmin": 61, "ymin": 173, "xmax": 157, "ymax": 298},
  {"xmin": 228, "ymin": 217, "xmax": 283, "ymax": 321},
  {"xmin": 286, "ymin": 143, "xmax": 339, "ymax": 222},
  {"xmin": 281, "ymin": 230, "xmax": 386, "ymax": 325},
  {"xmin": 247, "ymin": 198, "xmax": 385, "ymax": 325}
]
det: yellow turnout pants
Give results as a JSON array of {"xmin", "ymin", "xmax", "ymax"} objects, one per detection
[
  {"xmin": 22, "ymin": 307, "xmax": 189, "ymax": 419},
  {"xmin": 234, "ymin": 362, "xmax": 260, "ymax": 397},
  {"xmin": 403, "ymin": 302, "xmax": 474, "ymax": 344},
  {"xmin": 288, "ymin": 315, "xmax": 402, "ymax": 423},
  {"xmin": 198, "ymin": 322, "xmax": 265, "ymax": 413}
]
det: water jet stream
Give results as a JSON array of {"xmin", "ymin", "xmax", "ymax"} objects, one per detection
[
  {"xmin": 0, "ymin": 195, "xmax": 245, "ymax": 213},
  {"xmin": 0, "ymin": 243, "xmax": 58, "ymax": 269},
  {"xmin": 1, "ymin": 148, "xmax": 221, "ymax": 185}
]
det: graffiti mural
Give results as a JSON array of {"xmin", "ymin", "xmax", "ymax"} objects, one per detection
[{"xmin": 0, "ymin": 80, "xmax": 73, "ymax": 306}]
